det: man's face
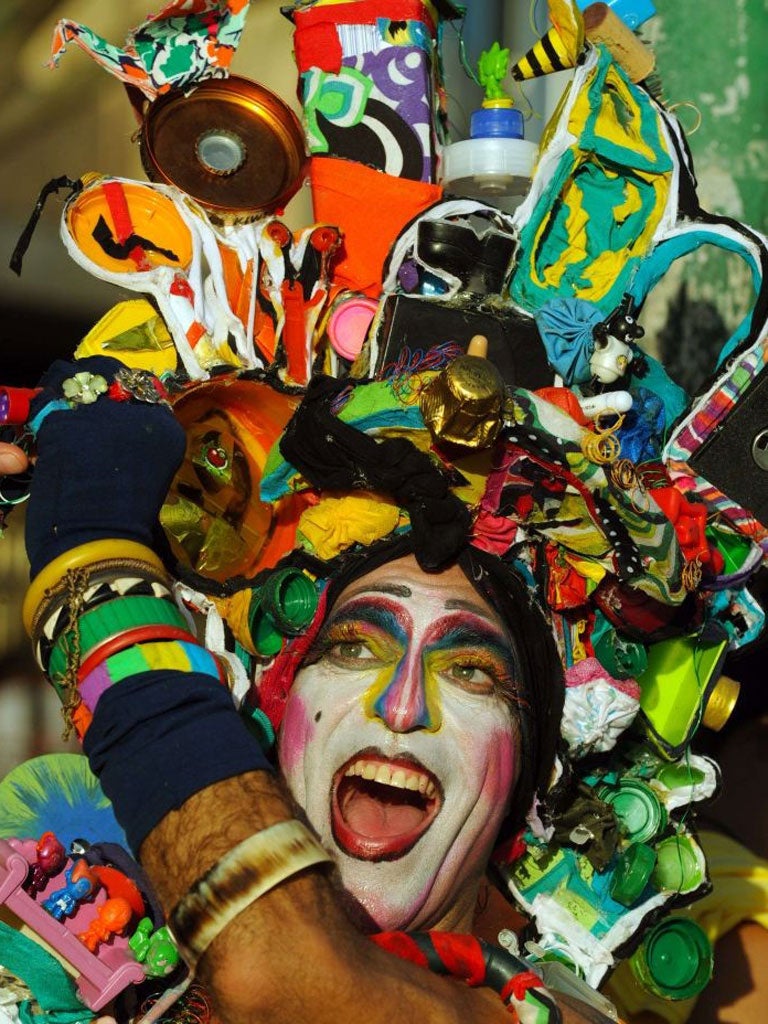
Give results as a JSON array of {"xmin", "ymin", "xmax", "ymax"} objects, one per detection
[{"xmin": 277, "ymin": 556, "xmax": 520, "ymax": 933}]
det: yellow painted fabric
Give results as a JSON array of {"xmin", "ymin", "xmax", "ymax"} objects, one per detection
[
  {"xmin": 604, "ymin": 830, "xmax": 768, "ymax": 1022},
  {"xmin": 298, "ymin": 494, "xmax": 402, "ymax": 560}
]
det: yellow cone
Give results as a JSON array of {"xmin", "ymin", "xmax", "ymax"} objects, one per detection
[
  {"xmin": 511, "ymin": 0, "xmax": 584, "ymax": 81},
  {"xmin": 511, "ymin": 26, "xmax": 576, "ymax": 80}
]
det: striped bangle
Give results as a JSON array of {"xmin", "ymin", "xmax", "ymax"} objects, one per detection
[
  {"xmin": 76, "ymin": 624, "xmax": 199, "ymax": 683},
  {"xmin": 32, "ymin": 561, "xmax": 175, "ymax": 672},
  {"xmin": 23, "ymin": 539, "xmax": 168, "ymax": 635},
  {"xmin": 78, "ymin": 639, "xmax": 226, "ymax": 712},
  {"xmin": 47, "ymin": 595, "xmax": 190, "ymax": 680},
  {"xmin": 169, "ymin": 819, "xmax": 332, "ymax": 970},
  {"xmin": 48, "ymin": 625, "xmax": 197, "ymax": 705}
]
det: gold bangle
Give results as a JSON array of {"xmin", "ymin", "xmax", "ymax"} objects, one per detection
[
  {"xmin": 169, "ymin": 819, "xmax": 333, "ymax": 968},
  {"xmin": 23, "ymin": 540, "xmax": 167, "ymax": 635}
]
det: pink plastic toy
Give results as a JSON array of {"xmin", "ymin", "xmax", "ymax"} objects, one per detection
[{"xmin": 0, "ymin": 837, "xmax": 146, "ymax": 1010}]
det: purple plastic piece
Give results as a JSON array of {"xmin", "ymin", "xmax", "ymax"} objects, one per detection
[{"xmin": 0, "ymin": 838, "xmax": 146, "ymax": 1011}]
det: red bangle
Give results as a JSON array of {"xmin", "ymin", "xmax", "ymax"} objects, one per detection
[{"xmin": 76, "ymin": 624, "xmax": 197, "ymax": 682}]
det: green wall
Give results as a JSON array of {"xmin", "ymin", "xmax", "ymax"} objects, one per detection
[
  {"xmin": 651, "ymin": 0, "xmax": 768, "ymax": 233},
  {"xmin": 644, "ymin": 0, "xmax": 768, "ymax": 385}
]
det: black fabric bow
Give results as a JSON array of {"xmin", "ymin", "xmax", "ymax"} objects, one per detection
[{"xmin": 279, "ymin": 376, "xmax": 471, "ymax": 571}]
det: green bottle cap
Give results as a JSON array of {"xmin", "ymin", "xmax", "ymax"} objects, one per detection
[
  {"xmin": 261, "ymin": 568, "xmax": 318, "ymax": 634},
  {"xmin": 651, "ymin": 835, "xmax": 705, "ymax": 893},
  {"xmin": 610, "ymin": 842, "xmax": 657, "ymax": 906},
  {"xmin": 593, "ymin": 628, "xmax": 647, "ymax": 680},
  {"xmin": 600, "ymin": 779, "xmax": 666, "ymax": 844},
  {"xmin": 248, "ymin": 605, "xmax": 284, "ymax": 657},
  {"xmin": 631, "ymin": 918, "xmax": 713, "ymax": 1000},
  {"xmin": 654, "ymin": 763, "xmax": 706, "ymax": 790}
]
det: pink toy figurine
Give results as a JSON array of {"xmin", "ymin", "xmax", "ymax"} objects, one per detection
[
  {"xmin": 42, "ymin": 858, "xmax": 98, "ymax": 920},
  {"xmin": 77, "ymin": 896, "xmax": 134, "ymax": 953},
  {"xmin": 24, "ymin": 831, "xmax": 67, "ymax": 896}
]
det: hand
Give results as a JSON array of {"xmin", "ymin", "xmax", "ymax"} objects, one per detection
[
  {"xmin": 25, "ymin": 356, "xmax": 186, "ymax": 577},
  {"xmin": 0, "ymin": 442, "xmax": 29, "ymax": 475}
]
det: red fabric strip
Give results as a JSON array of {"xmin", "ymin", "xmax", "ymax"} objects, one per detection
[
  {"xmin": 292, "ymin": 0, "xmax": 437, "ymax": 33},
  {"xmin": 500, "ymin": 971, "xmax": 544, "ymax": 1004},
  {"xmin": 293, "ymin": 21, "xmax": 343, "ymax": 73},
  {"xmin": 102, "ymin": 181, "xmax": 151, "ymax": 271},
  {"xmin": 102, "ymin": 181, "xmax": 134, "ymax": 244},
  {"xmin": 430, "ymin": 932, "xmax": 487, "ymax": 987},
  {"xmin": 370, "ymin": 931, "xmax": 430, "ymax": 970}
]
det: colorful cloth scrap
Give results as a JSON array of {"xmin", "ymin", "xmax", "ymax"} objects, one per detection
[{"xmin": 49, "ymin": 0, "xmax": 251, "ymax": 101}]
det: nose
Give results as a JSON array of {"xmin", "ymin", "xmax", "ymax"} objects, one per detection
[{"xmin": 365, "ymin": 661, "xmax": 441, "ymax": 733}]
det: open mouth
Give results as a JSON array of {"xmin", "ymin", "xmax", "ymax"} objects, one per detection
[{"xmin": 331, "ymin": 749, "xmax": 443, "ymax": 861}]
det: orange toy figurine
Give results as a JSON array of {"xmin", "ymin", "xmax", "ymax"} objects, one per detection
[{"xmin": 77, "ymin": 896, "xmax": 134, "ymax": 953}]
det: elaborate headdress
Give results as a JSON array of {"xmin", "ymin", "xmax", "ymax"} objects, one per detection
[{"xmin": 4, "ymin": 0, "xmax": 768, "ymax": 1017}]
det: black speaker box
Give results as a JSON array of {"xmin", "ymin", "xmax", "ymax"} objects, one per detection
[
  {"xmin": 373, "ymin": 293, "xmax": 553, "ymax": 391},
  {"xmin": 688, "ymin": 361, "xmax": 768, "ymax": 527}
]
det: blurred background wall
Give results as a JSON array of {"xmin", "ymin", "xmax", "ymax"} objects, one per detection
[{"xmin": 0, "ymin": 0, "xmax": 765, "ymax": 776}]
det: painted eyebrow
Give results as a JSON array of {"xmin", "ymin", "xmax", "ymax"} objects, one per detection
[
  {"xmin": 340, "ymin": 582, "xmax": 413, "ymax": 601},
  {"xmin": 444, "ymin": 597, "xmax": 502, "ymax": 622},
  {"xmin": 323, "ymin": 594, "xmax": 411, "ymax": 636},
  {"xmin": 337, "ymin": 590, "xmax": 500, "ymax": 626}
]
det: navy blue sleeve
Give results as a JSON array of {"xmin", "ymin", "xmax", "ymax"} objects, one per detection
[{"xmin": 83, "ymin": 671, "xmax": 272, "ymax": 854}]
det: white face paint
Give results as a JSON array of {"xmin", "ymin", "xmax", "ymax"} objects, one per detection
[{"xmin": 277, "ymin": 556, "xmax": 520, "ymax": 933}]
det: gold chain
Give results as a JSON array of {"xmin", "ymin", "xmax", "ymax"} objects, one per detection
[
  {"xmin": 681, "ymin": 558, "xmax": 703, "ymax": 592},
  {"xmin": 50, "ymin": 566, "xmax": 91, "ymax": 740}
]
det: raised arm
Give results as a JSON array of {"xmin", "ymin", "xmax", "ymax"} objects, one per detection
[{"xmin": 20, "ymin": 356, "xmax": 611, "ymax": 1024}]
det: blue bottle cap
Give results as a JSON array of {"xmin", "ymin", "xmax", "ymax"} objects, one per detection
[{"xmin": 470, "ymin": 105, "xmax": 524, "ymax": 140}]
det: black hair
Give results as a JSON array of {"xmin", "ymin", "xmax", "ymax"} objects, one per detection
[{"xmin": 457, "ymin": 545, "xmax": 564, "ymax": 839}]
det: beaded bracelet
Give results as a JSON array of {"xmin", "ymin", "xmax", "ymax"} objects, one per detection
[{"xmin": 169, "ymin": 819, "xmax": 333, "ymax": 970}]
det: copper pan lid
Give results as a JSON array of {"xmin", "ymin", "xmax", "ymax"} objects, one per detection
[{"xmin": 140, "ymin": 75, "xmax": 307, "ymax": 223}]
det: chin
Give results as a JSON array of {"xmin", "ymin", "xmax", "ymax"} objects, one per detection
[{"xmin": 335, "ymin": 855, "xmax": 437, "ymax": 932}]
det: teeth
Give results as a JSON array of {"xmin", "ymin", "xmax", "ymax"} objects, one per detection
[{"xmin": 344, "ymin": 759, "xmax": 436, "ymax": 797}]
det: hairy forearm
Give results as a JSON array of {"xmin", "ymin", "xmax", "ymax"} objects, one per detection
[
  {"xmin": 138, "ymin": 771, "xmax": 509, "ymax": 1023},
  {"xmin": 138, "ymin": 772, "xmax": 614, "ymax": 1024}
]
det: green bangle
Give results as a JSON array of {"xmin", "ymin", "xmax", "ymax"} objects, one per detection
[
  {"xmin": 47, "ymin": 594, "xmax": 190, "ymax": 680},
  {"xmin": 31, "ymin": 559, "xmax": 174, "ymax": 672}
]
